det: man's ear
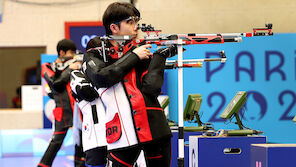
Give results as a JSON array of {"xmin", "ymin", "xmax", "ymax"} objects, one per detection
[
  {"xmin": 110, "ymin": 23, "xmax": 120, "ymax": 34},
  {"xmin": 59, "ymin": 50, "xmax": 65, "ymax": 57}
]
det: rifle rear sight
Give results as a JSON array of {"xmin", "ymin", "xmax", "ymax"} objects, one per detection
[{"xmin": 138, "ymin": 23, "xmax": 161, "ymax": 32}]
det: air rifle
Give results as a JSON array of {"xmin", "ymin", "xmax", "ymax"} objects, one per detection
[{"xmin": 101, "ymin": 23, "xmax": 273, "ymax": 65}]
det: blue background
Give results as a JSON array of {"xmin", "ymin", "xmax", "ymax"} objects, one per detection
[{"xmin": 166, "ymin": 33, "xmax": 296, "ymax": 143}]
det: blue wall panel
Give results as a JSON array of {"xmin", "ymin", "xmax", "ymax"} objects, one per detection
[{"xmin": 166, "ymin": 33, "xmax": 296, "ymax": 143}]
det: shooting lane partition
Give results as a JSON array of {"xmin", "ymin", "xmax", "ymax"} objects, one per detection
[{"xmin": 166, "ymin": 33, "xmax": 296, "ymax": 144}]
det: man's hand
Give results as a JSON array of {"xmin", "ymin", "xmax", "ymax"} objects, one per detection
[
  {"xmin": 132, "ymin": 44, "xmax": 153, "ymax": 60},
  {"xmin": 154, "ymin": 45, "xmax": 178, "ymax": 58}
]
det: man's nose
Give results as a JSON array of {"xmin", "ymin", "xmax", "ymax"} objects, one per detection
[{"xmin": 133, "ymin": 24, "xmax": 138, "ymax": 31}]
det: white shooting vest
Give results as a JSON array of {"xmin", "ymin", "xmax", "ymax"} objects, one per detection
[
  {"xmin": 98, "ymin": 82, "xmax": 138, "ymax": 150},
  {"xmin": 70, "ymin": 70, "xmax": 107, "ymax": 151},
  {"xmin": 78, "ymin": 99, "xmax": 107, "ymax": 152}
]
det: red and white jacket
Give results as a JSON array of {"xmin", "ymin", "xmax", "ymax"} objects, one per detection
[
  {"xmin": 41, "ymin": 62, "xmax": 75, "ymax": 127},
  {"xmin": 83, "ymin": 40, "xmax": 172, "ymax": 150}
]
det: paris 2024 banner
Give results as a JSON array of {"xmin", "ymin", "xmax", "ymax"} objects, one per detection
[{"xmin": 167, "ymin": 33, "xmax": 296, "ymax": 143}]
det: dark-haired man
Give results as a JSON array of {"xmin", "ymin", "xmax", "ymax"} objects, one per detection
[
  {"xmin": 77, "ymin": 2, "xmax": 177, "ymax": 167},
  {"xmin": 38, "ymin": 39, "xmax": 85, "ymax": 167}
]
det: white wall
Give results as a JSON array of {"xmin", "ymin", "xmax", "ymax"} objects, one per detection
[
  {"xmin": 0, "ymin": 0, "xmax": 116, "ymax": 53},
  {"xmin": 0, "ymin": 0, "xmax": 295, "ymax": 53},
  {"xmin": 139, "ymin": 0, "xmax": 296, "ymax": 34}
]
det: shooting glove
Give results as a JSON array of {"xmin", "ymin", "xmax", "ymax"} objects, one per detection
[
  {"xmin": 154, "ymin": 45, "xmax": 178, "ymax": 58},
  {"xmin": 70, "ymin": 70, "xmax": 99, "ymax": 102}
]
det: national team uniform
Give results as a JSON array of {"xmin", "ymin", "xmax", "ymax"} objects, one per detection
[
  {"xmin": 39, "ymin": 62, "xmax": 85, "ymax": 167},
  {"xmin": 71, "ymin": 68, "xmax": 150, "ymax": 167},
  {"xmin": 82, "ymin": 39, "xmax": 172, "ymax": 167}
]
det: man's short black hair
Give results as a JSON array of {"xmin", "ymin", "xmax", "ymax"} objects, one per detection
[
  {"xmin": 56, "ymin": 39, "xmax": 77, "ymax": 56},
  {"xmin": 103, "ymin": 2, "xmax": 140, "ymax": 35}
]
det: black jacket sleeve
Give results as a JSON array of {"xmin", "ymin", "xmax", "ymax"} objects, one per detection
[
  {"xmin": 140, "ymin": 52, "xmax": 167, "ymax": 97},
  {"xmin": 52, "ymin": 68, "xmax": 73, "ymax": 92},
  {"xmin": 84, "ymin": 50, "xmax": 140, "ymax": 88},
  {"xmin": 43, "ymin": 64, "xmax": 72, "ymax": 93}
]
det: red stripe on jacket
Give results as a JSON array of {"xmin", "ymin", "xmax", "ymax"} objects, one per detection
[{"xmin": 123, "ymin": 68, "xmax": 152, "ymax": 143}]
